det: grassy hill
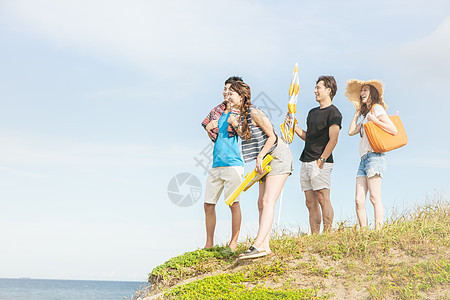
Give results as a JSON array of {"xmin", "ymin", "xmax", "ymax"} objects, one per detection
[{"xmin": 135, "ymin": 198, "xmax": 449, "ymax": 299}]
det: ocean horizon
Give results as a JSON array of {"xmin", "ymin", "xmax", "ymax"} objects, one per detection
[{"xmin": 0, "ymin": 278, "xmax": 149, "ymax": 300}]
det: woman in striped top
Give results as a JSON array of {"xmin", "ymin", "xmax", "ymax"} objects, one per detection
[{"xmin": 227, "ymin": 81, "xmax": 293, "ymax": 259}]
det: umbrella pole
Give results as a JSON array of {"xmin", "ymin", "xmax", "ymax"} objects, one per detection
[{"xmin": 277, "ymin": 63, "xmax": 298, "ymax": 229}]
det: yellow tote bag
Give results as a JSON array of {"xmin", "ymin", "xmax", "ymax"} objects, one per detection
[{"xmin": 363, "ymin": 107, "xmax": 408, "ymax": 153}]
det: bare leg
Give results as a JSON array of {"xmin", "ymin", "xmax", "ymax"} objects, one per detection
[
  {"xmin": 355, "ymin": 177, "xmax": 369, "ymax": 228},
  {"xmin": 305, "ymin": 190, "xmax": 321, "ymax": 234},
  {"xmin": 204, "ymin": 203, "xmax": 216, "ymax": 248},
  {"xmin": 253, "ymin": 174, "xmax": 289, "ymax": 253},
  {"xmin": 257, "ymin": 181, "xmax": 265, "ymax": 235},
  {"xmin": 228, "ymin": 202, "xmax": 241, "ymax": 250},
  {"xmin": 257, "ymin": 181, "xmax": 268, "ymax": 251},
  {"xmin": 315, "ymin": 189, "xmax": 333, "ymax": 232},
  {"xmin": 368, "ymin": 175, "xmax": 383, "ymax": 229}
]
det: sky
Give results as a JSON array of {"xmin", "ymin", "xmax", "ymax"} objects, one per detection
[{"xmin": 0, "ymin": 0, "xmax": 449, "ymax": 282}]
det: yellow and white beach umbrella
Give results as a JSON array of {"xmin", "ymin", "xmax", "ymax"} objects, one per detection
[{"xmin": 280, "ymin": 63, "xmax": 299, "ymax": 144}]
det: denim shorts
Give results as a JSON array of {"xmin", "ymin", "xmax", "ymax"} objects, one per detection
[{"xmin": 357, "ymin": 152, "xmax": 387, "ymax": 178}]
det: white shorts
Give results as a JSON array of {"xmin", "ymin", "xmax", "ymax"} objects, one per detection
[
  {"xmin": 204, "ymin": 166, "xmax": 244, "ymax": 204},
  {"xmin": 300, "ymin": 161, "xmax": 333, "ymax": 191}
]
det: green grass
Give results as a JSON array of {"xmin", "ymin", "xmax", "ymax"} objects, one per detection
[
  {"xmin": 149, "ymin": 245, "xmax": 241, "ymax": 285},
  {"xmin": 142, "ymin": 196, "xmax": 449, "ymax": 300},
  {"xmin": 368, "ymin": 259, "xmax": 450, "ymax": 299},
  {"xmin": 163, "ymin": 273, "xmax": 330, "ymax": 300}
]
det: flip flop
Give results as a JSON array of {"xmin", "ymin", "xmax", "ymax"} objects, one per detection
[{"xmin": 238, "ymin": 246, "xmax": 267, "ymax": 260}]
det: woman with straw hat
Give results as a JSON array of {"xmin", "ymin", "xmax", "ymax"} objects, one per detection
[{"xmin": 345, "ymin": 79, "xmax": 397, "ymax": 229}]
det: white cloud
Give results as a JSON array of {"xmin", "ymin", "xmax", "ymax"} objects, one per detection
[
  {"xmin": 0, "ymin": 0, "xmax": 287, "ymax": 76},
  {"xmin": 378, "ymin": 16, "xmax": 450, "ymax": 81},
  {"xmin": 0, "ymin": 131, "xmax": 197, "ymax": 169},
  {"xmin": 0, "ymin": 166, "xmax": 46, "ymax": 178},
  {"xmin": 392, "ymin": 154, "xmax": 450, "ymax": 170}
]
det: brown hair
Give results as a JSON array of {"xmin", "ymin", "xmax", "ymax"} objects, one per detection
[
  {"xmin": 316, "ymin": 76, "xmax": 337, "ymax": 100},
  {"xmin": 359, "ymin": 84, "xmax": 380, "ymax": 116},
  {"xmin": 225, "ymin": 76, "xmax": 243, "ymax": 85},
  {"xmin": 230, "ymin": 81, "xmax": 252, "ymax": 141}
]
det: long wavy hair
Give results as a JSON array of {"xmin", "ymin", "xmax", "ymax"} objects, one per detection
[
  {"xmin": 359, "ymin": 84, "xmax": 381, "ymax": 117},
  {"xmin": 230, "ymin": 81, "xmax": 252, "ymax": 141}
]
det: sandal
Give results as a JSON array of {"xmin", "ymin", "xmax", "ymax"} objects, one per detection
[{"xmin": 238, "ymin": 246, "xmax": 267, "ymax": 260}]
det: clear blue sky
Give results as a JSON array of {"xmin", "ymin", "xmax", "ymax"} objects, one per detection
[{"xmin": 0, "ymin": 0, "xmax": 449, "ymax": 281}]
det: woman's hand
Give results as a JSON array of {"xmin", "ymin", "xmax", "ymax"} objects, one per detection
[
  {"xmin": 227, "ymin": 114, "xmax": 238, "ymax": 127},
  {"xmin": 206, "ymin": 120, "xmax": 218, "ymax": 132},
  {"xmin": 255, "ymin": 155, "xmax": 264, "ymax": 174}
]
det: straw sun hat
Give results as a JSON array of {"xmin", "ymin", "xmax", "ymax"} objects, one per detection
[{"xmin": 344, "ymin": 79, "xmax": 387, "ymax": 110}]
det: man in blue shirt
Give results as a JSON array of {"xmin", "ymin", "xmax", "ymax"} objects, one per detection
[{"xmin": 201, "ymin": 76, "xmax": 244, "ymax": 250}]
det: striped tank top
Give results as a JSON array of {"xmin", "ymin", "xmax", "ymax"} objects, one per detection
[{"xmin": 241, "ymin": 105, "xmax": 278, "ymax": 163}]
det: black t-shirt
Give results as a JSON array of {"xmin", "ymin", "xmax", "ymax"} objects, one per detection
[{"xmin": 300, "ymin": 104, "xmax": 342, "ymax": 163}]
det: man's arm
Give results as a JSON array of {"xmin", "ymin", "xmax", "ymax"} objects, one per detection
[
  {"xmin": 317, "ymin": 124, "xmax": 340, "ymax": 169},
  {"xmin": 205, "ymin": 119, "xmax": 219, "ymax": 140},
  {"xmin": 294, "ymin": 124, "xmax": 306, "ymax": 141},
  {"xmin": 207, "ymin": 130, "xmax": 215, "ymax": 141}
]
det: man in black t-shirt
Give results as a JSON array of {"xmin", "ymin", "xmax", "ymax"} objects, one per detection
[{"xmin": 293, "ymin": 76, "xmax": 342, "ymax": 234}]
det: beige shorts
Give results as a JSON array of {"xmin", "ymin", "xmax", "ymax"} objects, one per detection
[
  {"xmin": 300, "ymin": 161, "xmax": 333, "ymax": 191},
  {"xmin": 262, "ymin": 141, "xmax": 293, "ymax": 181},
  {"xmin": 204, "ymin": 166, "xmax": 244, "ymax": 204}
]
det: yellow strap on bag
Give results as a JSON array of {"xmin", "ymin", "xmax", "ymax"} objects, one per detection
[{"xmin": 363, "ymin": 105, "xmax": 407, "ymax": 153}]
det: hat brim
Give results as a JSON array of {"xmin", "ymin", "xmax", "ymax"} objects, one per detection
[{"xmin": 344, "ymin": 79, "xmax": 387, "ymax": 110}]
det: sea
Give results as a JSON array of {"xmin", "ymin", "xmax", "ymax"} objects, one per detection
[{"xmin": 0, "ymin": 278, "xmax": 149, "ymax": 300}]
